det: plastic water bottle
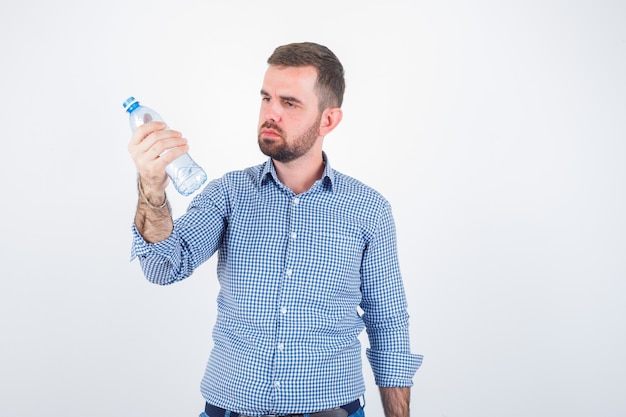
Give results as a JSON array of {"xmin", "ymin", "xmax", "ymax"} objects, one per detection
[{"xmin": 123, "ymin": 96, "xmax": 207, "ymax": 196}]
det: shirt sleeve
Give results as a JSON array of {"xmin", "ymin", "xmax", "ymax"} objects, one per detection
[
  {"xmin": 130, "ymin": 224, "xmax": 186, "ymax": 285},
  {"xmin": 129, "ymin": 178, "xmax": 228, "ymax": 285},
  {"xmin": 360, "ymin": 202, "xmax": 423, "ymax": 387}
]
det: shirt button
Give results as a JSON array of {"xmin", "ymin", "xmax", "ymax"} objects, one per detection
[
  {"xmin": 280, "ymin": 306, "xmax": 287, "ymax": 314},
  {"xmin": 274, "ymin": 381, "xmax": 280, "ymax": 388},
  {"xmin": 291, "ymin": 232, "xmax": 297, "ymax": 239},
  {"xmin": 293, "ymin": 197, "xmax": 300, "ymax": 205},
  {"xmin": 277, "ymin": 343, "xmax": 284, "ymax": 351},
  {"xmin": 286, "ymin": 269, "xmax": 293, "ymax": 277}
]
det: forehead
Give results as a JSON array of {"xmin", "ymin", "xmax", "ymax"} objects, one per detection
[{"xmin": 262, "ymin": 65, "xmax": 318, "ymax": 97}]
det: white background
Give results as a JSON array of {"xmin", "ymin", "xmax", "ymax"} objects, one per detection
[{"xmin": 1, "ymin": 1, "xmax": 625, "ymax": 416}]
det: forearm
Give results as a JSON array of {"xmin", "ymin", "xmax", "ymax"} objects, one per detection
[
  {"xmin": 379, "ymin": 386, "xmax": 411, "ymax": 417},
  {"xmin": 134, "ymin": 177, "xmax": 173, "ymax": 243},
  {"xmin": 127, "ymin": 121, "xmax": 188, "ymax": 243}
]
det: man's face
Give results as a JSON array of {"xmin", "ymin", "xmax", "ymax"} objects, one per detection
[{"xmin": 258, "ymin": 65, "xmax": 322, "ymax": 163}]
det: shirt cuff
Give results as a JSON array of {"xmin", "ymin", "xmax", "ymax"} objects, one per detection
[
  {"xmin": 366, "ymin": 348, "xmax": 423, "ymax": 387},
  {"xmin": 129, "ymin": 223, "xmax": 179, "ymax": 261}
]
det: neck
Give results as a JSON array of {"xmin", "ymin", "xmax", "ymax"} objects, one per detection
[{"xmin": 273, "ymin": 152, "xmax": 325, "ymax": 195}]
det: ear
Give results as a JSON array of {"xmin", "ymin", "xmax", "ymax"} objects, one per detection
[{"xmin": 318, "ymin": 107, "xmax": 343, "ymax": 137}]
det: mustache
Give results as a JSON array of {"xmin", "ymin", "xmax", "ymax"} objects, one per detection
[{"xmin": 260, "ymin": 121, "xmax": 284, "ymax": 135}]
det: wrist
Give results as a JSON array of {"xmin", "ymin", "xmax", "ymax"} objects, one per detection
[{"xmin": 137, "ymin": 175, "xmax": 169, "ymax": 210}]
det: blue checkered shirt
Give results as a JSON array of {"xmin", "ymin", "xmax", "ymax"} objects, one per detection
[{"xmin": 131, "ymin": 154, "xmax": 422, "ymax": 415}]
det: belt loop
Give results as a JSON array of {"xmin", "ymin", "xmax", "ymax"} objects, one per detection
[
  {"xmin": 225, "ymin": 412, "xmax": 231, "ymax": 417},
  {"xmin": 303, "ymin": 414, "xmax": 311, "ymax": 417}
]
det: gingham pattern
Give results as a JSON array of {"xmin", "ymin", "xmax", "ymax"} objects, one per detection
[{"xmin": 132, "ymin": 154, "xmax": 423, "ymax": 416}]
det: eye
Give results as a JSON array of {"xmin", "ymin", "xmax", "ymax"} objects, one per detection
[
  {"xmin": 284, "ymin": 100, "xmax": 295, "ymax": 108},
  {"xmin": 262, "ymin": 96, "xmax": 271, "ymax": 102}
]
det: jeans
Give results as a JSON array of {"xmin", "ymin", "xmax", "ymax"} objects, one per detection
[
  {"xmin": 199, "ymin": 407, "xmax": 365, "ymax": 417},
  {"xmin": 350, "ymin": 407, "xmax": 365, "ymax": 417}
]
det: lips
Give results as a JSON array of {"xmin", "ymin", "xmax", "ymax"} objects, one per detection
[
  {"xmin": 261, "ymin": 128, "xmax": 281, "ymax": 138},
  {"xmin": 260, "ymin": 121, "xmax": 283, "ymax": 139}
]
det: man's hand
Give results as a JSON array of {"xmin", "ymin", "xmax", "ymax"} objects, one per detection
[
  {"xmin": 127, "ymin": 121, "xmax": 188, "ymax": 196},
  {"xmin": 127, "ymin": 121, "xmax": 189, "ymax": 242}
]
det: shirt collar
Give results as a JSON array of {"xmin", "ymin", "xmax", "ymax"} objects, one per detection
[{"xmin": 260, "ymin": 151, "xmax": 334, "ymax": 190}]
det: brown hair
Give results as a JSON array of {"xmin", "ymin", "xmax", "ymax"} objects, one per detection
[{"xmin": 267, "ymin": 42, "xmax": 345, "ymax": 110}]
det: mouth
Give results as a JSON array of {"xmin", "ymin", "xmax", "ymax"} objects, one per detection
[
  {"xmin": 260, "ymin": 129, "xmax": 281, "ymax": 139},
  {"xmin": 260, "ymin": 122, "xmax": 284, "ymax": 138}
]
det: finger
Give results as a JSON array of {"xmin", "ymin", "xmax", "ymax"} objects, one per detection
[
  {"xmin": 129, "ymin": 127, "xmax": 183, "ymax": 157},
  {"xmin": 133, "ymin": 138, "xmax": 189, "ymax": 173},
  {"xmin": 137, "ymin": 143, "xmax": 190, "ymax": 181},
  {"xmin": 153, "ymin": 143, "xmax": 190, "ymax": 166},
  {"xmin": 128, "ymin": 121, "xmax": 167, "ymax": 148},
  {"xmin": 146, "ymin": 137, "xmax": 189, "ymax": 159}
]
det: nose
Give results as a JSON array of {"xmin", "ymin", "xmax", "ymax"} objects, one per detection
[{"xmin": 261, "ymin": 99, "xmax": 281, "ymax": 123}]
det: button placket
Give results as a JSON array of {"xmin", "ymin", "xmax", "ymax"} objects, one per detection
[{"xmin": 271, "ymin": 194, "xmax": 302, "ymax": 400}]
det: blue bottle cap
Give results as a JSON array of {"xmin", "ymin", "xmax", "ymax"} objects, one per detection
[{"xmin": 123, "ymin": 96, "xmax": 140, "ymax": 113}]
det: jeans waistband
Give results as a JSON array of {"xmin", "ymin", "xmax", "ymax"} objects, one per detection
[{"xmin": 204, "ymin": 398, "xmax": 361, "ymax": 417}]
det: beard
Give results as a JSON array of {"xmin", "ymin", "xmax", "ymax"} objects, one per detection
[{"xmin": 258, "ymin": 119, "xmax": 321, "ymax": 163}]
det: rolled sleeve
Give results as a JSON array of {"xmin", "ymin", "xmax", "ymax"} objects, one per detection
[
  {"xmin": 366, "ymin": 349, "xmax": 423, "ymax": 387},
  {"xmin": 129, "ymin": 224, "xmax": 184, "ymax": 285},
  {"xmin": 360, "ymin": 202, "xmax": 423, "ymax": 387},
  {"xmin": 129, "ymin": 177, "xmax": 228, "ymax": 286}
]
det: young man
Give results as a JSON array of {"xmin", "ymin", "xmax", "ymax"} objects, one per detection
[{"xmin": 128, "ymin": 42, "xmax": 422, "ymax": 417}]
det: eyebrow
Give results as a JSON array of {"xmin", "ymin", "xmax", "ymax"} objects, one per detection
[{"xmin": 260, "ymin": 89, "xmax": 303, "ymax": 105}]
